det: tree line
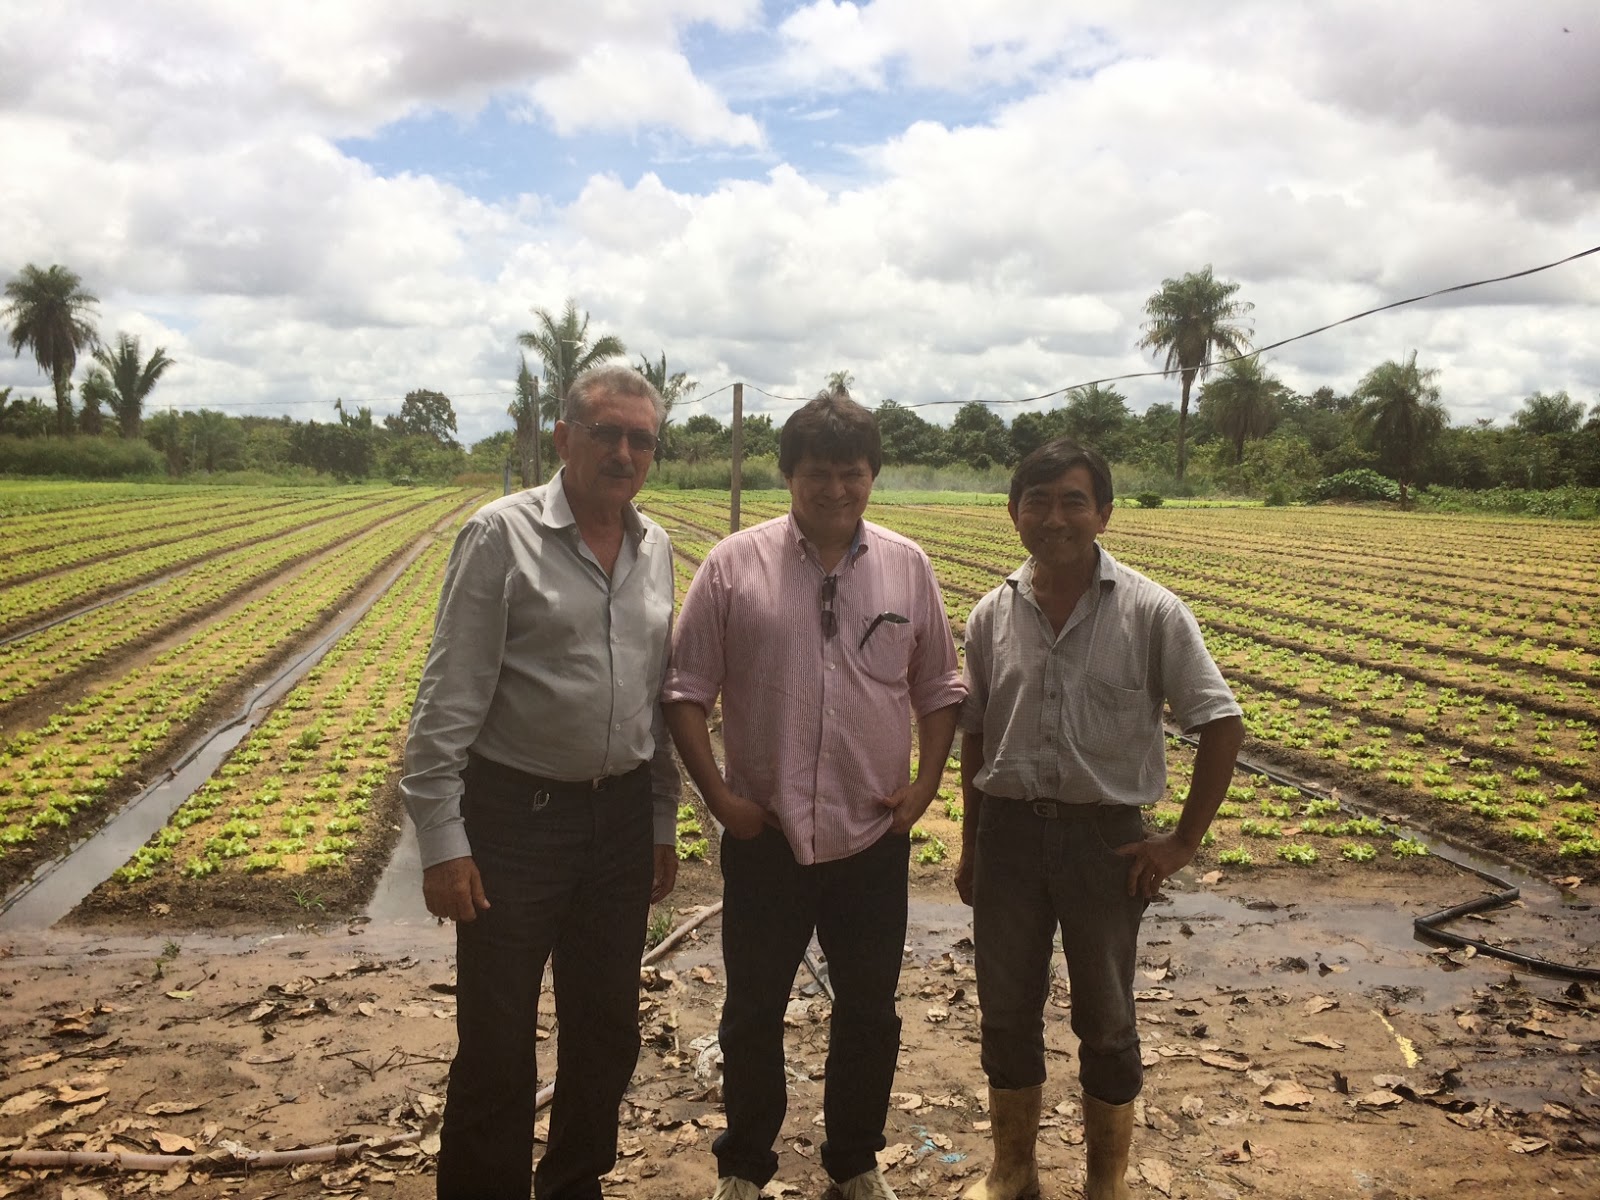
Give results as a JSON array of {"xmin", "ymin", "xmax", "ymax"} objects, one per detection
[{"xmin": 5, "ymin": 264, "xmax": 1597, "ymax": 501}]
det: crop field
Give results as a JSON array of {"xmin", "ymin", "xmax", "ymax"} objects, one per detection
[
  {"xmin": 0, "ymin": 480, "xmax": 483, "ymax": 911},
  {"xmin": 3, "ymin": 480, "xmax": 1595, "ymax": 927},
  {"xmin": 644, "ymin": 491, "xmax": 1600, "ymax": 877}
]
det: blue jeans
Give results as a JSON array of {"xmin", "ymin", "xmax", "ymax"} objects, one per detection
[
  {"xmin": 972, "ymin": 799, "xmax": 1148, "ymax": 1105},
  {"xmin": 714, "ymin": 825, "xmax": 910, "ymax": 1186},
  {"xmin": 437, "ymin": 756, "xmax": 653, "ymax": 1200}
]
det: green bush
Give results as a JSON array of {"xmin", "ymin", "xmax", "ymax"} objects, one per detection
[
  {"xmin": 0, "ymin": 435, "xmax": 166, "ymax": 479},
  {"xmin": 1417, "ymin": 485, "xmax": 1600, "ymax": 520},
  {"xmin": 1312, "ymin": 468, "xmax": 1399, "ymax": 503},
  {"xmin": 1133, "ymin": 491, "xmax": 1164, "ymax": 508}
]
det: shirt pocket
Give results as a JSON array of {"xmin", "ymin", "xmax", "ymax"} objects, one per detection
[
  {"xmin": 1073, "ymin": 673, "xmax": 1153, "ymax": 759},
  {"xmin": 856, "ymin": 619, "xmax": 915, "ymax": 685}
]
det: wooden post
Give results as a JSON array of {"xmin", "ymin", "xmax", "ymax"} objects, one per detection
[{"xmin": 729, "ymin": 382, "xmax": 744, "ymax": 534}]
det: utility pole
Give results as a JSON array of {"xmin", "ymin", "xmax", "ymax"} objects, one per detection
[{"xmin": 729, "ymin": 382, "xmax": 744, "ymax": 534}]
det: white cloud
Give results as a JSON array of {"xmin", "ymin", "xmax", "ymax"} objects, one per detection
[{"xmin": 3, "ymin": 0, "xmax": 1598, "ymax": 449}]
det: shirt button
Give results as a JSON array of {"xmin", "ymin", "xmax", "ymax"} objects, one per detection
[
  {"xmin": 614, "ymin": 724, "xmax": 621, "ymax": 731},
  {"xmin": 826, "ymin": 708, "xmax": 836, "ymax": 717},
  {"xmin": 826, "ymin": 662, "xmax": 836, "ymax": 671}
]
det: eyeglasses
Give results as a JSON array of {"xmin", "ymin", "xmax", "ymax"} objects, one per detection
[
  {"xmin": 569, "ymin": 420, "xmax": 658, "ymax": 454},
  {"xmin": 820, "ymin": 575, "xmax": 838, "ymax": 639}
]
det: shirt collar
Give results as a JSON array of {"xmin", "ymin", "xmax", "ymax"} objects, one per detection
[
  {"xmin": 1006, "ymin": 542, "xmax": 1116, "ymax": 596},
  {"xmin": 785, "ymin": 512, "xmax": 869, "ymax": 569},
  {"xmin": 539, "ymin": 467, "xmax": 647, "ymax": 540}
]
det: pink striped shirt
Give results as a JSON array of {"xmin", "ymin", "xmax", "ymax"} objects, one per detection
[{"xmin": 663, "ymin": 514, "xmax": 965, "ymax": 865}]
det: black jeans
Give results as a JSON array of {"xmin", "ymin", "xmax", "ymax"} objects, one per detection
[
  {"xmin": 437, "ymin": 756, "xmax": 653, "ymax": 1200},
  {"xmin": 714, "ymin": 825, "xmax": 910, "ymax": 1186},
  {"xmin": 972, "ymin": 799, "xmax": 1148, "ymax": 1104}
]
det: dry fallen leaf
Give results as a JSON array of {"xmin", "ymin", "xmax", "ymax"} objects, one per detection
[
  {"xmin": 153, "ymin": 1131, "xmax": 196, "ymax": 1153},
  {"xmin": 1510, "ymin": 1136, "xmax": 1550, "ymax": 1154},
  {"xmin": 892, "ymin": 1093, "xmax": 923, "ymax": 1112},
  {"xmin": 1295, "ymin": 1034, "xmax": 1346, "ymax": 1051},
  {"xmin": 56, "ymin": 1085, "xmax": 111, "ymax": 1105},
  {"xmin": 1200, "ymin": 1050, "xmax": 1252, "ymax": 1073},
  {"xmin": 0, "ymin": 1089, "xmax": 50, "ymax": 1117},
  {"xmin": 1261, "ymin": 1079, "xmax": 1315, "ymax": 1109},
  {"xmin": 925, "ymin": 1007, "xmax": 949, "ymax": 1024},
  {"xmin": 1304, "ymin": 996, "xmax": 1338, "ymax": 1015},
  {"xmin": 876, "ymin": 1143, "xmax": 913, "ymax": 1169},
  {"xmin": 1139, "ymin": 1158, "xmax": 1175, "ymax": 1196},
  {"xmin": 17, "ymin": 1052, "xmax": 61, "ymax": 1072},
  {"xmin": 1354, "ymin": 1090, "xmax": 1404, "ymax": 1109},
  {"xmin": 144, "ymin": 1100, "xmax": 205, "ymax": 1116}
]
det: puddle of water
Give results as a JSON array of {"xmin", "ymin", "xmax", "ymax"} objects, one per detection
[{"xmin": 365, "ymin": 822, "xmax": 433, "ymax": 926}]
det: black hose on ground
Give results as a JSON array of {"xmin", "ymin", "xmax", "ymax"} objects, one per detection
[{"xmin": 1170, "ymin": 731, "xmax": 1600, "ymax": 984}]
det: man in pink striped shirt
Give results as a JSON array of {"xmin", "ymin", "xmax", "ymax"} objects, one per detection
[{"xmin": 664, "ymin": 388, "xmax": 965, "ymax": 1200}]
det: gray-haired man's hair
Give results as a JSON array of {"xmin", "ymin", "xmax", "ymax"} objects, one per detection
[{"xmin": 564, "ymin": 365, "xmax": 666, "ymax": 426}]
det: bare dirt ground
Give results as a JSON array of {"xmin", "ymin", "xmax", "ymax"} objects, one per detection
[{"xmin": 3, "ymin": 845, "xmax": 1597, "ymax": 1200}]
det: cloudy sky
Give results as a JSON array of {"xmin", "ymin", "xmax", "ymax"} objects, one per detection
[{"xmin": 2, "ymin": 1, "xmax": 1597, "ymax": 444}]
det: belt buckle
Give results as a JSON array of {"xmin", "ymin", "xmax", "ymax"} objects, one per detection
[{"xmin": 1031, "ymin": 801, "xmax": 1058, "ymax": 819}]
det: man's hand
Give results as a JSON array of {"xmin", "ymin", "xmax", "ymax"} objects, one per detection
[
  {"xmin": 423, "ymin": 856, "xmax": 490, "ymax": 922},
  {"xmin": 1113, "ymin": 832, "xmax": 1198, "ymax": 900},
  {"xmin": 954, "ymin": 851, "xmax": 975, "ymax": 906},
  {"xmin": 651, "ymin": 844, "xmax": 678, "ymax": 903},
  {"xmin": 710, "ymin": 788, "xmax": 768, "ymax": 840},
  {"xmin": 880, "ymin": 778, "xmax": 937, "ymax": 836}
]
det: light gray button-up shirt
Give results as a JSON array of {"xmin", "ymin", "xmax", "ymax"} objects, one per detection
[
  {"xmin": 960, "ymin": 545, "xmax": 1240, "ymax": 807},
  {"xmin": 402, "ymin": 470, "xmax": 679, "ymax": 868}
]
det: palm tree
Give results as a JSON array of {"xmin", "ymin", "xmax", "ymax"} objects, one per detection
[
  {"xmin": 516, "ymin": 299, "xmax": 626, "ymax": 424},
  {"xmin": 508, "ymin": 354, "xmax": 541, "ymax": 487},
  {"xmin": 1138, "ymin": 265, "xmax": 1253, "ymax": 481},
  {"xmin": 825, "ymin": 369, "xmax": 854, "ymax": 396},
  {"xmin": 1198, "ymin": 358, "xmax": 1283, "ymax": 464},
  {"xmin": 639, "ymin": 351, "xmax": 698, "ymax": 460},
  {"xmin": 1352, "ymin": 351, "xmax": 1447, "ymax": 508},
  {"xmin": 1062, "ymin": 383, "xmax": 1131, "ymax": 451},
  {"xmin": 2, "ymin": 263, "xmax": 100, "ymax": 435},
  {"xmin": 85, "ymin": 332, "xmax": 175, "ymax": 439}
]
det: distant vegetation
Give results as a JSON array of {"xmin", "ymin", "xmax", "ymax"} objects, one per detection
[{"xmin": 4, "ymin": 267, "xmax": 1598, "ymax": 512}]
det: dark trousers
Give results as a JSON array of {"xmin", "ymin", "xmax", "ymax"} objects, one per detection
[
  {"xmin": 714, "ymin": 825, "xmax": 910, "ymax": 1187},
  {"xmin": 972, "ymin": 800, "xmax": 1148, "ymax": 1105},
  {"xmin": 437, "ymin": 756, "xmax": 653, "ymax": 1200}
]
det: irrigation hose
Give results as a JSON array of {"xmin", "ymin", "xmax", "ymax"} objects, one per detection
[
  {"xmin": 1172, "ymin": 731, "xmax": 1600, "ymax": 983},
  {"xmin": 0, "ymin": 901, "xmax": 727, "ymax": 1176}
]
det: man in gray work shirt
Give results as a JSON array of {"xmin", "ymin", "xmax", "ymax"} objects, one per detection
[
  {"xmin": 402, "ymin": 364, "xmax": 679, "ymax": 1200},
  {"xmin": 956, "ymin": 438, "xmax": 1242, "ymax": 1200}
]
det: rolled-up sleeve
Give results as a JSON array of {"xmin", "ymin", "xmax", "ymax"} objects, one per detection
[
  {"xmin": 661, "ymin": 552, "xmax": 726, "ymax": 713},
  {"xmin": 400, "ymin": 519, "xmax": 508, "ymax": 868},
  {"xmin": 907, "ymin": 554, "xmax": 966, "ymax": 717}
]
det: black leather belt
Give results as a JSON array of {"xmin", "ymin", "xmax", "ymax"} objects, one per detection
[
  {"xmin": 467, "ymin": 752, "xmax": 646, "ymax": 803},
  {"xmin": 1025, "ymin": 798, "xmax": 1103, "ymax": 819}
]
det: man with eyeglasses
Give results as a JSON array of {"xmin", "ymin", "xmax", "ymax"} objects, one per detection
[
  {"xmin": 664, "ymin": 387, "xmax": 965, "ymax": 1200},
  {"xmin": 402, "ymin": 364, "xmax": 679, "ymax": 1200}
]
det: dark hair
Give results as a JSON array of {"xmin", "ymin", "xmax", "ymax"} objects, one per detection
[
  {"xmin": 779, "ymin": 387, "xmax": 882, "ymax": 477},
  {"xmin": 1009, "ymin": 437, "xmax": 1114, "ymax": 509}
]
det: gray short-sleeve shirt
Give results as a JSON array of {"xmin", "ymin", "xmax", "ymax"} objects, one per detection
[{"xmin": 961, "ymin": 546, "xmax": 1240, "ymax": 806}]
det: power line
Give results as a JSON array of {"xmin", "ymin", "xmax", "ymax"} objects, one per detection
[{"xmin": 38, "ymin": 242, "xmax": 1593, "ymax": 420}]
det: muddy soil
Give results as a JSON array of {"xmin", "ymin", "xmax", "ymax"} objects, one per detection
[{"xmin": 2, "ymin": 851, "xmax": 1597, "ymax": 1200}]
